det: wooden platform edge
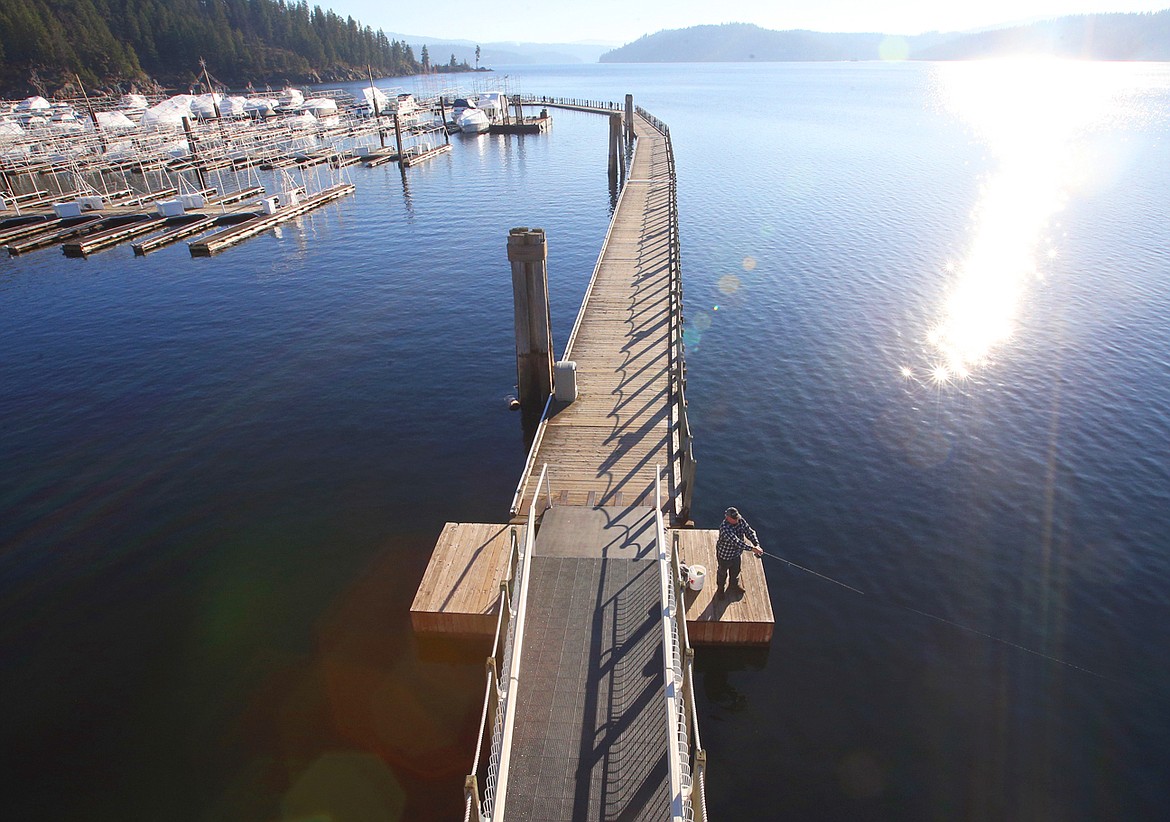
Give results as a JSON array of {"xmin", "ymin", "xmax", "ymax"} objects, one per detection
[
  {"xmin": 672, "ymin": 529, "xmax": 775, "ymax": 646},
  {"xmin": 409, "ymin": 521, "xmax": 518, "ymax": 637}
]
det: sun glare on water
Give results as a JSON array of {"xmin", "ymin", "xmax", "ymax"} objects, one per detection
[{"xmin": 916, "ymin": 59, "xmax": 1133, "ymax": 383}]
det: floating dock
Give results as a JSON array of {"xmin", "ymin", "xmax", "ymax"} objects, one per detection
[
  {"xmin": 188, "ymin": 183, "xmax": 355, "ymax": 256},
  {"xmin": 488, "ymin": 113, "xmax": 552, "ymax": 135},
  {"xmin": 401, "ymin": 143, "xmax": 452, "ymax": 167},
  {"xmin": 411, "ymin": 525, "xmax": 772, "ymax": 645}
]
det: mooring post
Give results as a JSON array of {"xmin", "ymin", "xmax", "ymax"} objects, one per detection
[
  {"xmin": 393, "ymin": 111, "xmax": 405, "ymax": 166},
  {"xmin": 439, "ymin": 98, "xmax": 450, "ymax": 144},
  {"xmin": 181, "ymin": 116, "xmax": 208, "ymax": 190},
  {"xmin": 608, "ymin": 113, "xmax": 624, "ymax": 180},
  {"xmin": 507, "ymin": 227, "xmax": 554, "ymax": 415},
  {"xmin": 624, "ymin": 94, "xmax": 634, "ymax": 139}
]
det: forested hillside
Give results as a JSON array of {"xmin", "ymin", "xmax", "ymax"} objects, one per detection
[{"xmin": 0, "ymin": 0, "xmax": 464, "ymax": 95}]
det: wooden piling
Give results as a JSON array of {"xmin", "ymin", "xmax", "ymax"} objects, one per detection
[
  {"xmin": 507, "ymin": 227, "xmax": 554, "ymax": 415},
  {"xmin": 393, "ymin": 112, "xmax": 405, "ymax": 168},
  {"xmin": 181, "ymin": 117, "xmax": 208, "ymax": 190},
  {"xmin": 625, "ymin": 94, "xmax": 634, "ymax": 139},
  {"xmin": 608, "ymin": 113, "xmax": 624, "ymax": 180}
]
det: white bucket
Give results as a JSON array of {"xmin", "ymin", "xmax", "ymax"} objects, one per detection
[{"xmin": 687, "ymin": 564, "xmax": 707, "ymax": 591}]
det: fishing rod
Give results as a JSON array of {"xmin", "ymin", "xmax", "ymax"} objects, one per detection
[{"xmin": 752, "ymin": 547, "xmax": 1115, "ymax": 682}]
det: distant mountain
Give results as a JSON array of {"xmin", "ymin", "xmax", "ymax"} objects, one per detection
[
  {"xmin": 600, "ymin": 13, "xmax": 1170, "ymax": 62},
  {"xmin": 599, "ymin": 23, "xmax": 951, "ymax": 62},
  {"xmin": 917, "ymin": 11, "xmax": 1170, "ymax": 60}
]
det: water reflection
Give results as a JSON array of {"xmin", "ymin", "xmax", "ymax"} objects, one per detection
[{"xmin": 915, "ymin": 60, "xmax": 1136, "ymax": 382}]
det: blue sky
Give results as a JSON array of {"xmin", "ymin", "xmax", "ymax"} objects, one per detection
[{"xmin": 326, "ymin": 1, "xmax": 1170, "ymax": 46}]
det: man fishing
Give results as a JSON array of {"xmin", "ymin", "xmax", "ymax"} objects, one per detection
[{"xmin": 715, "ymin": 506, "xmax": 763, "ymax": 598}]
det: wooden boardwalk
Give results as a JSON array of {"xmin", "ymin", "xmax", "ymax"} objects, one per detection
[
  {"xmin": 413, "ymin": 107, "xmax": 773, "ymax": 647},
  {"xmin": 512, "ymin": 113, "xmax": 678, "ymax": 517}
]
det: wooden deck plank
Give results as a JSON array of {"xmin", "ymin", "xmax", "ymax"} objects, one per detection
[
  {"xmin": 409, "ymin": 522, "xmax": 517, "ymax": 635},
  {"xmin": 670, "ymin": 529, "xmax": 775, "ymax": 645}
]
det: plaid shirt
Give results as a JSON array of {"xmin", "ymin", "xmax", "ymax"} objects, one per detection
[{"xmin": 716, "ymin": 517, "xmax": 759, "ymax": 561}]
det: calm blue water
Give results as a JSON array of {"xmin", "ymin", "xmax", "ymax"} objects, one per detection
[{"xmin": 3, "ymin": 62, "xmax": 1169, "ymax": 820}]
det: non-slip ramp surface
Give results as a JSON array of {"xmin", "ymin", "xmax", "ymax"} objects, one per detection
[{"xmin": 506, "ymin": 507, "xmax": 669, "ymax": 820}]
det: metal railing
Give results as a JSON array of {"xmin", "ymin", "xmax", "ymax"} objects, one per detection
[
  {"xmin": 636, "ymin": 106, "xmax": 697, "ymax": 524},
  {"xmin": 507, "ymin": 103, "xmax": 695, "ymax": 524},
  {"xmin": 670, "ymin": 531, "xmax": 708, "ymax": 821},
  {"xmin": 465, "ymin": 464, "xmax": 552, "ymax": 821},
  {"xmin": 520, "ymin": 95, "xmax": 623, "ymax": 112},
  {"xmin": 656, "ymin": 466, "xmax": 708, "ymax": 821}
]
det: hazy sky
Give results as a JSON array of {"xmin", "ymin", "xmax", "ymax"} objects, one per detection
[{"xmin": 329, "ymin": 1, "xmax": 1169, "ymax": 46}]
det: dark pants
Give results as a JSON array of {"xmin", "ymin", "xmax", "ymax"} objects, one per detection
[{"xmin": 717, "ymin": 554, "xmax": 741, "ymax": 589}]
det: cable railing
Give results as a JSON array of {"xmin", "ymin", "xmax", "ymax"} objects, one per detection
[
  {"xmin": 640, "ymin": 107, "xmax": 696, "ymax": 524},
  {"xmin": 671, "ymin": 530, "xmax": 708, "ymax": 821},
  {"xmin": 656, "ymin": 466, "xmax": 707, "ymax": 821},
  {"xmin": 464, "ymin": 464, "xmax": 551, "ymax": 821}
]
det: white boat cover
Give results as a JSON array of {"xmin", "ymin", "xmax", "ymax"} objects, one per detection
[
  {"xmin": 303, "ymin": 97, "xmax": 338, "ymax": 114},
  {"xmin": 15, "ymin": 96, "xmax": 51, "ymax": 112},
  {"xmin": 95, "ymin": 111, "xmax": 138, "ymax": 130},
  {"xmin": 278, "ymin": 88, "xmax": 305, "ymax": 109},
  {"xmin": 118, "ymin": 93, "xmax": 149, "ymax": 111},
  {"xmin": 191, "ymin": 93, "xmax": 224, "ymax": 118},
  {"xmin": 357, "ymin": 86, "xmax": 390, "ymax": 113},
  {"xmin": 218, "ymin": 96, "xmax": 250, "ymax": 117},
  {"xmin": 140, "ymin": 94, "xmax": 195, "ymax": 128}
]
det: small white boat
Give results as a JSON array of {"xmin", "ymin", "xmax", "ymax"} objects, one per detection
[
  {"xmin": 217, "ymin": 96, "xmax": 250, "ymax": 118},
  {"xmin": 303, "ymin": 97, "xmax": 338, "ymax": 117},
  {"xmin": 276, "ymin": 87, "xmax": 304, "ymax": 111},
  {"xmin": 456, "ymin": 108, "xmax": 489, "ymax": 134},
  {"xmin": 242, "ymin": 97, "xmax": 277, "ymax": 118},
  {"xmin": 477, "ymin": 91, "xmax": 507, "ymax": 122},
  {"xmin": 191, "ymin": 93, "xmax": 224, "ymax": 119},
  {"xmin": 354, "ymin": 87, "xmax": 389, "ymax": 117}
]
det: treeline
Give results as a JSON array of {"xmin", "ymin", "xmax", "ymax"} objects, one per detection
[{"xmin": 0, "ymin": 0, "xmax": 471, "ymax": 95}]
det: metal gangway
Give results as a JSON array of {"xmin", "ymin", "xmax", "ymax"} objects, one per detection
[{"xmin": 464, "ymin": 466, "xmax": 707, "ymax": 821}]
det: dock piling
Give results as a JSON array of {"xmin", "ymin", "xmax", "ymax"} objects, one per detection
[
  {"xmin": 393, "ymin": 112, "xmax": 405, "ymax": 167},
  {"xmin": 608, "ymin": 114, "xmax": 624, "ymax": 181},
  {"xmin": 507, "ymin": 227, "xmax": 554, "ymax": 417},
  {"xmin": 624, "ymin": 94, "xmax": 634, "ymax": 140}
]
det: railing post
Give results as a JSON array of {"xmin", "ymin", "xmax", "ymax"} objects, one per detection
[
  {"xmin": 693, "ymin": 749, "xmax": 708, "ymax": 822},
  {"xmin": 464, "ymin": 774, "xmax": 482, "ymax": 822}
]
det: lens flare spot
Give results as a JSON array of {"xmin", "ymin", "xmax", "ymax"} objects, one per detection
[
  {"xmin": 692, "ymin": 313, "xmax": 713, "ymax": 332},
  {"xmin": 742, "ymin": 256, "xmax": 757, "ymax": 272},
  {"xmin": 718, "ymin": 274, "xmax": 741, "ymax": 295}
]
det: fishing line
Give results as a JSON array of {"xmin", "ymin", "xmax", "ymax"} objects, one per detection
[{"xmin": 755, "ymin": 548, "xmax": 1116, "ymax": 682}]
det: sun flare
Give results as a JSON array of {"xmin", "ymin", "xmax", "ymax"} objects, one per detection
[{"xmin": 918, "ymin": 59, "xmax": 1131, "ymax": 380}]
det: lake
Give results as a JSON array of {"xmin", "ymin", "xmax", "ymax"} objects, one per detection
[{"xmin": 2, "ymin": 60, "xmax": 1169, "ymax": 820}]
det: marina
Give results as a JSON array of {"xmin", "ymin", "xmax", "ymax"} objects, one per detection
[
  {"xmin": 4, "ymin": 60, "xmax": 1169, "ymax": 822},
  {"xmin": 0, "ymin": 85, "xmax": 550, "ymax": 259}
]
